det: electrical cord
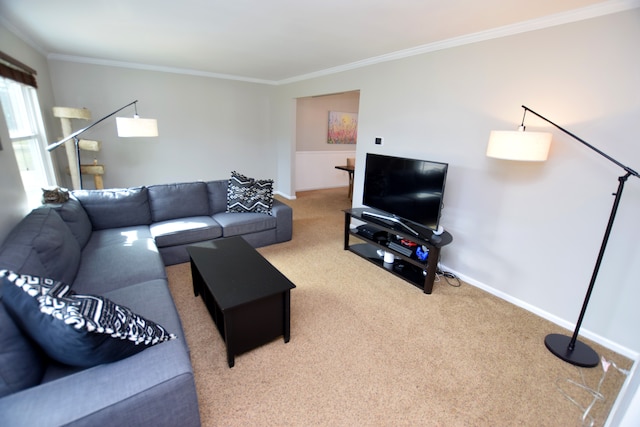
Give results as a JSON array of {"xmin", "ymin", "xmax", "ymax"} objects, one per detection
[
  {"xmin": 432, "ymin": 253, "xmax": 461, "ymax": 287},
  {"xmin": 435, "ymin": 266, "xmax": 461, "ymax": 287}
]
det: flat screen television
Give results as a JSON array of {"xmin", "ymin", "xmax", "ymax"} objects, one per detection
[{"xmin": 362, "ymin": 153, "xmax": 448, "ymax": 236}]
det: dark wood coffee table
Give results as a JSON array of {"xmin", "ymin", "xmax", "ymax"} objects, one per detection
[{"xmin": 187, "ymin": 237, "xmax": 295, "ymax": 367}]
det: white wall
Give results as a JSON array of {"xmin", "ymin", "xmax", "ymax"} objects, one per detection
[
  {"xmin": 295, "ymin": 150, "xmax": 356, "ymax": 191},
  {"xmin": 47, "ymin": 61, "xmax": 277, "ymax": 189}
]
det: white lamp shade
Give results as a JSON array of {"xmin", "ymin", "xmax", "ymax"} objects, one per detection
[
  {"xmin": 486, "ymin": 130, "xmax": 551, "ymax": 161},
  {"xmin": 116, "ymin": 116, "xmax": 158, "ymax": 137}
]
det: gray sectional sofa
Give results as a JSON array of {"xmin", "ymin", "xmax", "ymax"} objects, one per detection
[{"xmin": 0, "ymin": 180, "xmax": 293, "ymax": 427}]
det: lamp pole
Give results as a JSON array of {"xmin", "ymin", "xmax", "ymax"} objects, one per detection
[{"xmin": 545, "ymin": 171, "xmax": 631, "ymax": 367}]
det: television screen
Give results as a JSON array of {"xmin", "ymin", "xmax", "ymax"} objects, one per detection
[{"xmin": 362, "ymin": 153, "xmax": 448, "ymax": 232}]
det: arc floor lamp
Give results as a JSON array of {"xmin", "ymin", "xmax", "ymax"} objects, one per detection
[
  {"xmin": 487, "ymin": 105, "xmax": 639, "ymax": 367},
  {"xmin": 47, "ymin": 100, "xmax": 158, "ymax": 189}
]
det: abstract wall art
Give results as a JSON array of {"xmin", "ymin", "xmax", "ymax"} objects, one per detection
[{"xmin": 327, "ymin": 111, "xmax": 358, "ymax": 144}]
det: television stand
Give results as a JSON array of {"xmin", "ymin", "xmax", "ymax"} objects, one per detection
[
  {"xmin": 361, "ymin": 211, "xmax": 420, "ymax": 237},
  {"xmin": 344, "ymin": 208, "xmax": 453, "ymax": 294}
]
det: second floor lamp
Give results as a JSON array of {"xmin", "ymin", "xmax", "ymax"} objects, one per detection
[
  {"xmin": 47, "ymin": 100, "xmax": 158, "ymax": 189},
  {"xmin": 486, "ymin": 105, "xmax": 638, "ymax": 367}
]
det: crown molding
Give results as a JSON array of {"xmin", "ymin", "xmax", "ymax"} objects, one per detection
[
  {"xmin": 277, "ymin": 0, "xmax": 640, "ymax": 85},
  {"xmin": 7, "ymin": 0, "xmax": 638, "ymax": 86},
  {"xmin": 46, "ymin": 54, "xmax": 278, "ymax": 85}
]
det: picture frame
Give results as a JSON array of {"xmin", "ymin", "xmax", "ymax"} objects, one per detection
[{"xmin": 327, "ymin": 111, "xmax": 358, "ymax": 144}]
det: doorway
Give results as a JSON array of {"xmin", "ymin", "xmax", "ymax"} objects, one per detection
[{"xmin": 294, "ymin": 90, "xmax": 360, "ymax": 192}]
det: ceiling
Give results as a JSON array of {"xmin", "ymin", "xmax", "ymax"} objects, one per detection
[{"xmin": 0, "ymin": 0, "xmax": 634, "ymax": 84}]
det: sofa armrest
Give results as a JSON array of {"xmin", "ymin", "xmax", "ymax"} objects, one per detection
[{"xmin": 272, "ymin": 199, "xmax": 292, "ymax": 243}]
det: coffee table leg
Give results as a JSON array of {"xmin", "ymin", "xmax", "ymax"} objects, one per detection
[
  {"xmin": 227, "ymin": 353, "xmax": 235, "ymax": 368},
  {"xmin": 189, "ymin": 259, "xmax": 200, "ymax": 297},
  {"xmin": 283, "ymin": 290, "xmax": 291, "ymax": 343},
  {"xmin": 225, "ymin": 315, "xmax": 235, "ymax": 368}
]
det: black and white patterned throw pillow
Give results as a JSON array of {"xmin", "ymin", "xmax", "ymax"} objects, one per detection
[
  {"xmin": 0, "ymin": 270, "xmax": 175, "ymax": 367},
  {"xmin": 226, "ymin": 171, "xmax": 274, "ymax": 215}
]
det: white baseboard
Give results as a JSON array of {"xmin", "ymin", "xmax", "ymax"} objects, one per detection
[
  {"xmin": 274, "ymin": 190, "xmax": 296, "ymax": 200},
  {"xmin": 440, "ymin": 264, "xmax": 639, "ymax": 361}
]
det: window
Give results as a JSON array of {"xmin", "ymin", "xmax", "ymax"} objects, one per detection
[{"xmin": 0, "ymin": 77, "xmax": 56, "ymax": 208}]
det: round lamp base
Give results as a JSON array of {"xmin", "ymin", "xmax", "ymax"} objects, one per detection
[{"xmin": 544, "ymin": 333, "xmax": 599, "ymax": 368}]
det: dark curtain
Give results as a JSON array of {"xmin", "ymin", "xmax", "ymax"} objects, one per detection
[{"xmin": 0, "ymin": 51, "xmax": 37, "ymax": 88}]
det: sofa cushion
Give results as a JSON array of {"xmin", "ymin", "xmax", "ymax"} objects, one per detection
[
  {"xmin": 73, "ymin": 226, "xmax": 167, "ymax": 294},
  {"xmin": 150, "ymin": 216, "xmax": 222, "ymax": 248},
  {"xmin": 0, "ymin": 209, "xmax": 81, "ymax": 285},
  {"xmin": 226, "ymin": 171, "xmax": 274, "ymax": 215},
  {"xmin": 0, "ymin": 271, "xmax": 175, "ymax": 368},
  {"xmin": 73, "ymin": 187, "xmax": 151, "ymax": 230},
  {"xmin": 148, "ymin": 182, "xmax": 210, "ymax": 222},
  {"xmin": 0, "ymin": 300, "xmax": 46, "ymax": 398},
  {"xmin": 47, "ymin": 197, "xmax": 93, "ymax": 248},
  {"xmin": 206, "ymin": 180, "xmax": 229, "ymax": 214},
  {"xmin": 213, "ymin": 212, "xmax": 277, "ymax": 237}
]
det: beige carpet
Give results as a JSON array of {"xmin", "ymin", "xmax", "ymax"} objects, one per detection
[{"xmin": 167, "ymin": 187, "xmax": 631, "ymax": 426}]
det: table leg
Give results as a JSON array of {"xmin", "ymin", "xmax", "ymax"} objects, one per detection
[
  {"xmin": 190, "ymin": 259, "xmax": 200, "ymax": 297},
  {"xmin": 283, "ymin": 290, "xmax": 291, "ymax": 343},
  {"xmin": 225, "ymin": 315, "xmax": 235, "ymax": 368}
]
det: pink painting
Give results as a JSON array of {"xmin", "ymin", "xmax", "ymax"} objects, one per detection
[{"xmin": 327, "ymin": 111, "xmax": 358, "ymax": 144}]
